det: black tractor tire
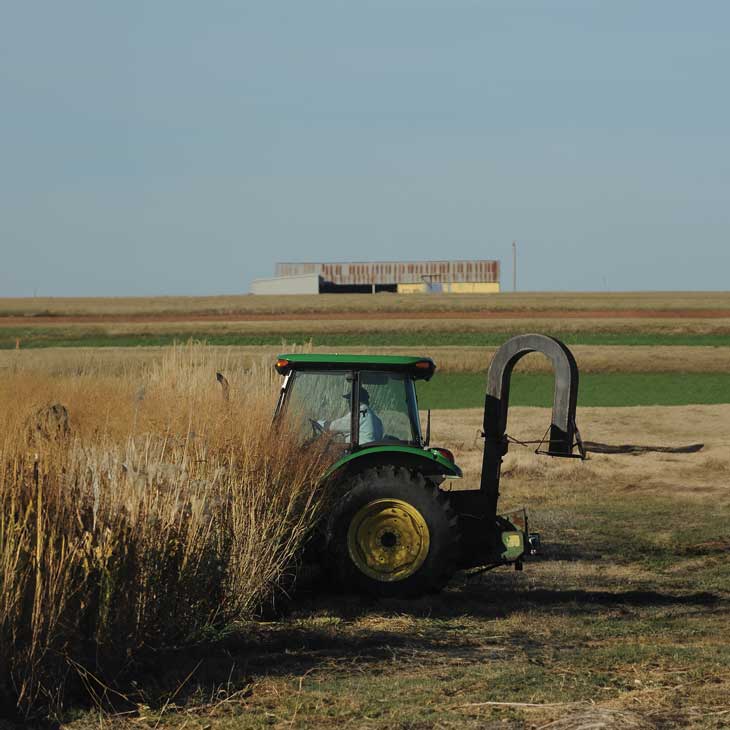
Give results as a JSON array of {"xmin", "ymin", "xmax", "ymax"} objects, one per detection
[{"xmin": 325, "ymin": 466, "xmax": 460, "ymax": 598}]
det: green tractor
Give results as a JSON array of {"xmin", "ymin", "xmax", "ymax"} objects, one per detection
[{"xmin": 273, "ymin": 334, "xmax": 582, "ymax": 597}]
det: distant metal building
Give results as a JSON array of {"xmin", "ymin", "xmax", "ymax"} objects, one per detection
[{"xmin": 251, "ymin": 259, "xmax": 500, "ymax": 295}]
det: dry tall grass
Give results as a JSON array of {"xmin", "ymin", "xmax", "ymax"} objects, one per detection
[{"xmin": 0, "ymin": 343, "xmax": 327, "ymax": 718}]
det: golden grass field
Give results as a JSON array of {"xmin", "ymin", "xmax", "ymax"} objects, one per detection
[
  {"xmin": 2, "ymin": 292, "xmax": 729, "ymax": 728},
  {"xmin": 3, "ymin": 343, "xmax": 730, "ymax": 376}
]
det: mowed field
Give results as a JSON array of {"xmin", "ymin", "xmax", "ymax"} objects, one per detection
[
  {"xmin": 65, "ymin": 405, "xmax": 730, "ymax": 730},
  {"xmin": 3, "ymin": 291, "xmax": 730, "ymax": 728}
]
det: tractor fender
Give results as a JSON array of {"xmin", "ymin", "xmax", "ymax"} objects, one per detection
[{"xmin": 324, "ymin": 445, "xmax": 462, "ymax": 482}]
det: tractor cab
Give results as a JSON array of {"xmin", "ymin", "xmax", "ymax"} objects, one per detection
[{"xmin": 274, "ymin": 354, "xmax": 460, "ymax": 478}]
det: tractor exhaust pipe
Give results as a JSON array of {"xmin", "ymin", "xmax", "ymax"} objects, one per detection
[{"xmin": 480, "ymin": 334, "xmax": 580, "ymax": 527}]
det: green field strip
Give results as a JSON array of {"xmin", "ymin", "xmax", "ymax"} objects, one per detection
[
  {"xmin": 3, "ymin": 328, "xmax": 730, "ymax": 349},
  {"xmin": 416, "ymin": 372, "xmax": 730, "ymax": 409}
]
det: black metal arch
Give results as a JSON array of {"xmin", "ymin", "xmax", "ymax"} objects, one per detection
[{"xmin": 479, "ymin": 334, "xmax": 580, "ymax": 523}]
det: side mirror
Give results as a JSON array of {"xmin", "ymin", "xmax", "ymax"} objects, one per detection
[{"xmin": 424, "ymin": 409, "xmax": 431, "ymax": 447}]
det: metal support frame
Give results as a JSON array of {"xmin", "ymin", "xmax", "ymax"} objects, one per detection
[
  {"xmin": 479, "ymin": 334, "xmax": 580, "ymax": 529},
  {"xmin": 350, "ymin": 370, "xmax": 360, "ymax": 450}
]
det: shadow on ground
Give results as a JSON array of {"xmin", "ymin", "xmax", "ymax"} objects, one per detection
[{"xmin": 59, "ymin": 573, "xmax": 727, "ymax": 719}]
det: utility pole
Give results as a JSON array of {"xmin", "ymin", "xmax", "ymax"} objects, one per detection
[{"xmin": 512, "ymin": 241, "xmax": 517, "ymax": 292}]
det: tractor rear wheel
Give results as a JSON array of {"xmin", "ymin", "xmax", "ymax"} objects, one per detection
[{"xmin": 326, "ymin": 466, "xmax": 459, "ymax": 597}]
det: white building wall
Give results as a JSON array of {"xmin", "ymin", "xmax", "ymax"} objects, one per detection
[{"xmin": 250, "ymin": 273, "xmax": 321, "ymax": 295}]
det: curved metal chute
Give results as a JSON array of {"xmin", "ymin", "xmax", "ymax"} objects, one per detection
[{"xmin": 479, "ymin": 334, "xmax": 580, "ymax": 523}]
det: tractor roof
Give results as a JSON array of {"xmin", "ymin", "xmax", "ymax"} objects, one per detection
[{"xmin": 275, "ymin": 353, "xmax": 436, "ymax": 379}]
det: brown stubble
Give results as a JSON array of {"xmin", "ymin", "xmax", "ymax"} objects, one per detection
[
  {"xmin": 2, "ymin": 290, "xmax": 730, "ymax": 317},
  {"xmin": 430, "ymin": 404, "xmax": 730, "ymax": 502}
]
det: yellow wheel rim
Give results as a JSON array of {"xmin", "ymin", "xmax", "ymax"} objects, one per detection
[{"xmin": 347, "ymin": 498, "xmax": 430, "ymax": 582}]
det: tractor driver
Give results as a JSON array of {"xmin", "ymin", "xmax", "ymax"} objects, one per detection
[{"xmin": 319, "ymin": 386, "xmax": 384, "ymax": 444}]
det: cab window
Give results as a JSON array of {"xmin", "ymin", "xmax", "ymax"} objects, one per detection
[
  {"xmin": 360, "ymin": 371, "xmax": 421, "ymax": 445},
  {"xmin": 285, "ymin": 370, "xmax": 351, "ymax": 437}
]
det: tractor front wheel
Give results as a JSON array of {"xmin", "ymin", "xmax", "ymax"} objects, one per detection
[{"xmin": 326, "ymin": 467, "xmax": 459, "ymax": 598}]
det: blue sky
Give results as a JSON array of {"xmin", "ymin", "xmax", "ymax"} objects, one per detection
[{"xmin": 1, "ymin": 1, "xmax": 728, "ymax": 296}]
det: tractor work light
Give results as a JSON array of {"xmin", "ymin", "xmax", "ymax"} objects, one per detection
[
  {"xmin": 431, "ymin": 447, "xmax": 455, "ymax": 463},
  {"xmin": 275, "ymin": 358, "xmax": 290, "ymax": 374}
]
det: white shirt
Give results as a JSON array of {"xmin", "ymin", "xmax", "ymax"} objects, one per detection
[{"xmin": 327, "ymin": 405, "xmax": 384, "ymax": 444}]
